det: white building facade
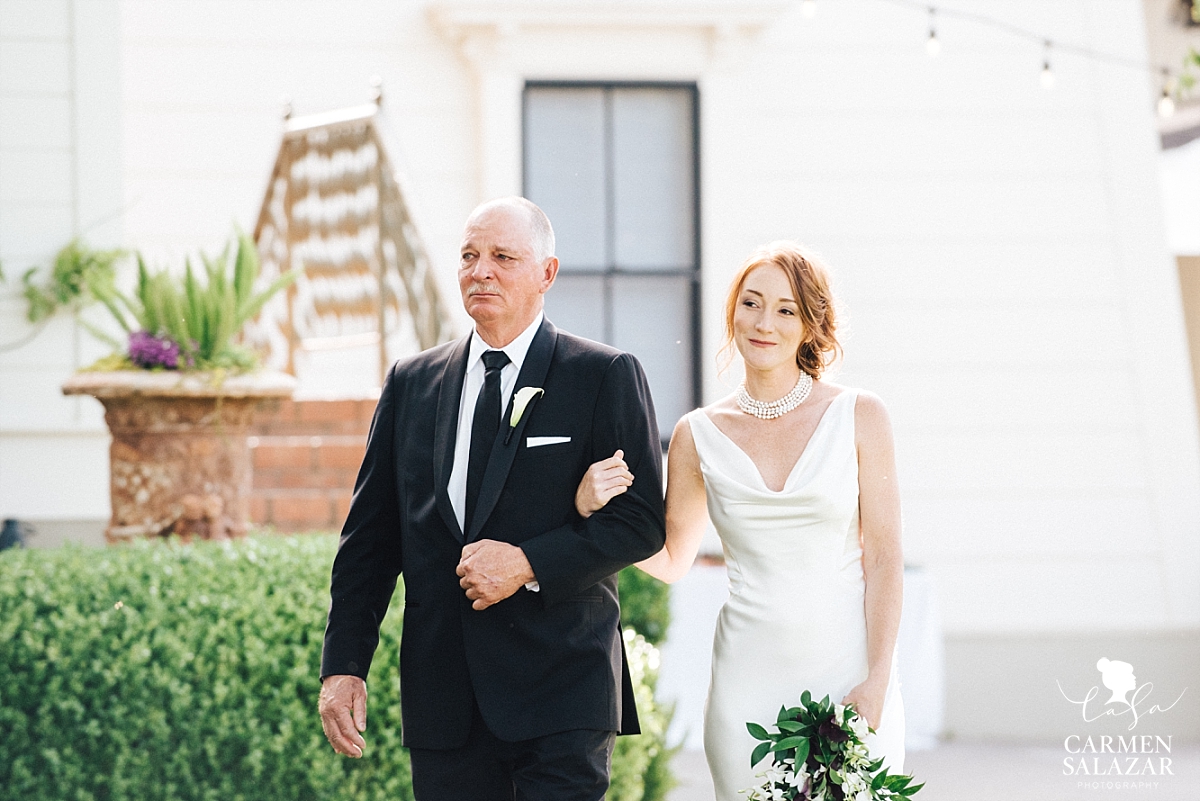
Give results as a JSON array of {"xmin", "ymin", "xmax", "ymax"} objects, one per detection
[{"xmin": 1, "ymin": 0, "xmax": 1197, "ymax": 740}]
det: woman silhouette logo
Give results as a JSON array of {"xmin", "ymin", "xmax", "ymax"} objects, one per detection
[
  {"xmin": 1096, "ymin": 657, "xmax": 1136, "ymax": 707},
  {"xmin": 1060, "ymin": 657, "xmax": 1184, "ymax": 728}
]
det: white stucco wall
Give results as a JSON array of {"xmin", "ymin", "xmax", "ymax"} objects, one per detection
[
  {"xmin": 1, "ymin": 0, "xmax": 1197, "ymax": 641},
  {"xmin": 736, "ymin": 0, "xmax": 1200, "ymax": 634},
  {"xmin": 0, "ymin": 0, "xmax": 121, "ymax": 523}
]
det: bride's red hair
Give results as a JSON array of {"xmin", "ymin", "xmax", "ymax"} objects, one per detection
[{"xmin": 720, "ymin": 241, "xmax": 842, "ymax": 379}]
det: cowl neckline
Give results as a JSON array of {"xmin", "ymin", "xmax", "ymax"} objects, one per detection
[{"xmin": 689, "ymin": 389, "xmax": 855, "ymax": 495}]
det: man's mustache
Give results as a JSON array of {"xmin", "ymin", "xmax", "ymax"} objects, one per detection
[{"xmin": 467, "ymin": 284, "xmax": 501, "ymax": 296}]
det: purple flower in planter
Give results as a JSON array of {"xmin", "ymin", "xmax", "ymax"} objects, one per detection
[{"xmin": 129, "ymin": 330, "xmax": 185, "ymax": 370}]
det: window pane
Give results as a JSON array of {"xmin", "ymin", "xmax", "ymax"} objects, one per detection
[
  {"xmin": 611, "ymin": 89, "xmax": 695, "ymax": 270},
  {"xmin": 524, "ymin": 88, "xmax": 608, "ymax": 270},
  {"xmin": 611, "ymin": 275, "xmax": 694, "ymax": 436},
  {"xmin": 544, "ymin": 274, "xmax": 605, "ymax": 344}
]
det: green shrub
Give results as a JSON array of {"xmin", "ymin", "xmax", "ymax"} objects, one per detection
[
  {"xmin": 0, "ymin": 535, "xmax": 673, "ymax": 800},
  {"xmin": 618, "ymin": 565, "xmax": 671, "ymax": 646}
]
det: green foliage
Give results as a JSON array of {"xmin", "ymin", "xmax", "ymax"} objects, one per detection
[
  {"xmin": 619, "ymin": 565, "xmax": 671, "ymax": 645},
  {"xmin": 610, "ymin": 630, "xmax": 677, "ymax": 801},
  {"xmin": 0, "ymin": 535, "xmax": 673, "ymax": 800},
  {"xmin": 90, "ymin": 231, "xmax": 294, "ymax": 371},
  {"xmin": 1179, "ymin": 48, "xmax": 1200, "ymax": 94},
  {"xmin": 19, "ymin": 239, "xmax": 125, "ymax": 324}
]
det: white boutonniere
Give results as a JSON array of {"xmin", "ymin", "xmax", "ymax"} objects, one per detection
[{"xmin": 505, "ymin": 387, "xmax": 544, "ymax": 444}]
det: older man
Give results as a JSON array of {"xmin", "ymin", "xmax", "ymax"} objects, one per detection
[{"xmin": 318, "ymin": 197, "xmax": 666, "ymax": 800}]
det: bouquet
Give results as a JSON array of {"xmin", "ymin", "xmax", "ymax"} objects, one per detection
[{"xmin": 744, "ymin": 691, "xmax": 922, "ymax": 801}]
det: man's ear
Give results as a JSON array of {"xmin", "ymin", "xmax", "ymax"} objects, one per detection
[{"xmin": 539, "ymin": 257, "xmax": 559, "ymax": 293}]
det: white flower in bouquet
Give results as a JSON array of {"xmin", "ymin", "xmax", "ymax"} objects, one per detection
[
  {"xmin": 843, "ymin": 768, "xmax": 868, "ymax": 795},
  {"xmin": 846, "ymin": 740, "xmax": 871, "ymax": 768}
]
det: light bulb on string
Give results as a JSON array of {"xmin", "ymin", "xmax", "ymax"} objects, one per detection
[
  {"xmin": 1157, "ymin": 69, "xmax": 1176, "ymax": 118},
  {"xmin": 1159, "ymin": 90, "xmax": 1176, "ymax": 118},
  {"xmin": 1040, "ymin": 41, "xmax": 1056, "ymax": 90},
  {"xmin": 1041, "ymin": 62, "xmax": 1055, "ymax": 89},
  {"xmin": 801, "ymin": 0, "xmax": 817, "ymax": 19},
  {"xmin": 925, "ymin": 8, "xmax": 941, "ymax": 57}
]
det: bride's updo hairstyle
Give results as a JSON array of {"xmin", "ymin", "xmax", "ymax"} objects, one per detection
[{"xmin": 720, "ymin": 241, "xmax": 842, "ymax": 379}]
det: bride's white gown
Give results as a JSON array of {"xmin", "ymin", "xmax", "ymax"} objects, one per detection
[{"xmin": 687, "ymin": 389, "xmax": 905, "ymax": 800}]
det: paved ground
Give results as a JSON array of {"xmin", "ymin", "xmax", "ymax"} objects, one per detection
[{"xmin": 667, "ymin": 743, "xmax": 1200, "ymax": 801}]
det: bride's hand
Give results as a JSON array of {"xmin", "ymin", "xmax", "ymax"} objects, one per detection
[
  {"xmin": 842, "ymin": 677, "xmax": 887, "ymax": 731},
  {"xmin": 575, "ymin": 450, "xmax": 634, "ymax": 518}
]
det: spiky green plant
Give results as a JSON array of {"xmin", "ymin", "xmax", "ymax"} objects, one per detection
[{"xmin": 90, "ymin": 232, "xmax": 293, "ymax": 371}]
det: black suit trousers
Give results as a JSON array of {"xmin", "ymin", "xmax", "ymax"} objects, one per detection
[{"xmin": 409, "ymin": 697, "xmax": 615, "ymax": 801}]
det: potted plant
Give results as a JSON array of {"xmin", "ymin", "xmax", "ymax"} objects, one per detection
[{"xmin": 61, "ymin": 232, "xmax": 295, "ymax": 544}]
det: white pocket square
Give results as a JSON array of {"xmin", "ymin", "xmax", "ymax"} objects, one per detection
[{"xmin": 526, "ymin": 436, "xmax": 571, "ymax": 448}]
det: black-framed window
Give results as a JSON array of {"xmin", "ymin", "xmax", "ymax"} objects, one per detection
[{"xmin": 523, "ymin": 82, "xmax": 701, "ymax": 443}]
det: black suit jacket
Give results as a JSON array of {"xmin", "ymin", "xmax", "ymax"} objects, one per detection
[{"xmin": 320, "ymin": 318, "xmax": 667, "ymax": 748}]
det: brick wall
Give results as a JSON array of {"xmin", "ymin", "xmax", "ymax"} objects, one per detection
[{"xmin": 248, "ymin": 398, "xmax": 376, "ymax": 532}]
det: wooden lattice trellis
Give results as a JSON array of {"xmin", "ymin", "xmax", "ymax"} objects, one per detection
[{"xmin": 248, "ymin": 97, "xmax": 451, "ymax": 384}]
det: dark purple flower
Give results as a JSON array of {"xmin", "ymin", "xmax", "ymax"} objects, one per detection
[
  {"xmin": 817, "ymin": 715, "xmax": 850, "ymax": 743},
  {"xmin": 129, "ymin": 330, "xmax": 184, "ymax": 370}
]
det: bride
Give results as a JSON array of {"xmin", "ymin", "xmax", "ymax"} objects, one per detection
[{"xmin": 576, "ymin": 242, "xmax": 906, "ymax": 799}]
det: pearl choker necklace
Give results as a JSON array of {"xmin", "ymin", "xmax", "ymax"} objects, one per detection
[{"xmin": 736, "ymin": 372, "xmax": 813, "ymax": 420}]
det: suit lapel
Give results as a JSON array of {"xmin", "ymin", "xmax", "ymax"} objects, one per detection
[
  {"xmin": 434, "ymin": 334, "xmax": 471, "ymax": 544},
  {"xmin": 466, "ymin": 319, "xmax": 558, "ymax": 543}
]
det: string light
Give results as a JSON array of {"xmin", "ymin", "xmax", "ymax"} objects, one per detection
[
  {"xmin": 1159, "ymin": 69, "xmax": 1176, "ymax": 118},
  {"xmin": 925, "ymin": 8, "xmax": 941, "ymax": 58},
  {"xmin": 801, "ymin": 0, "xmax": 817, "ymax": 19},
  {"xmin": 1041, "ymin": 40, "xmax": 1056, "ymax": 90},
  {"xmin": 871, "ymin": 0, "xmax": 1179, "ymax": 115}
]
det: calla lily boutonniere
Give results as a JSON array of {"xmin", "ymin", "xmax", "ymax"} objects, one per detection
[{"xmin": 505, "ymin": 387, "xmax": 544, "ymax": 444}]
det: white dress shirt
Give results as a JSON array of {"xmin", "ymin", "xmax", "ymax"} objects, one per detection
[{"xmin": 448, "ymin": 311, "xmax": 544, "ymax": 533}]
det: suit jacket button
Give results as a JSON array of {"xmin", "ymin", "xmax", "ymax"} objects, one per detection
[
  {"xmin": 348, "ymin": 661, "xmax": 358, "ymax": 672},
  {"xmin": 508, "ymin": 623, "xmax": 514, "ymax": 629}
]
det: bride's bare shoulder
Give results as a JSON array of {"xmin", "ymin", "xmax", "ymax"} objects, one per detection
[
  {"xmin": 845, "ymin": 387, "xmax": 893, "ymax": 442},
  {"xmin": 671, "ymin": 394, "xmax": 735, "ymax": 449},
  {"xmin": 667, "ymin": 412, "xmax": 702, "ymax": 467},
  {"xmin": 817, "ymin": 380, "xmax": 883, "ymax": 408}
]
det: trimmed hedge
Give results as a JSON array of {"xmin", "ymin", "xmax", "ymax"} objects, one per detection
[
  {"xmin": 618, "ymin": 565, "xmax": 671, "ymax": 646},
  {"xmin": 0, "ymin": 535, "xmax": 672, "ymax": 800}
]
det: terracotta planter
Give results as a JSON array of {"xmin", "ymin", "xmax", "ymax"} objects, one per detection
[{"xmin": 62, "ymin": 370, "xmax": 296, "ymax": 544}]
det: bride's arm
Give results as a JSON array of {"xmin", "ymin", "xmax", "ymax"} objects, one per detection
[
  {"xmin": 843, "ymin": 392, "xmax": 904, "ymax": 729},
  {"xmin": 634, "ymin": 417, "xmax": 709, "ymax": 584},
  {"xmin": 575, "ymin": 417, "xmax": 709, "ymax": 584}
]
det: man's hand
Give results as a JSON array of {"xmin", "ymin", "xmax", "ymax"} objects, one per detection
[
  {"xmin": 457, "ymin": 540, "xmax": 535, "ymax": 610},
  {"xmin": 319, "ymin": 675, "xmax": 368, "ymax": 757}
]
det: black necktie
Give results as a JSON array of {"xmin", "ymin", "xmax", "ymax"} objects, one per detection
[{"xmin": 465, "ymin": 349, "xmax": 510, "ymax": 533}]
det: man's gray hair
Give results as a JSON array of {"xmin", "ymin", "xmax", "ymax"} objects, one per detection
[{"xmin": 469, "ymin": 196, "xmax": 556, "ymax": 262}]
